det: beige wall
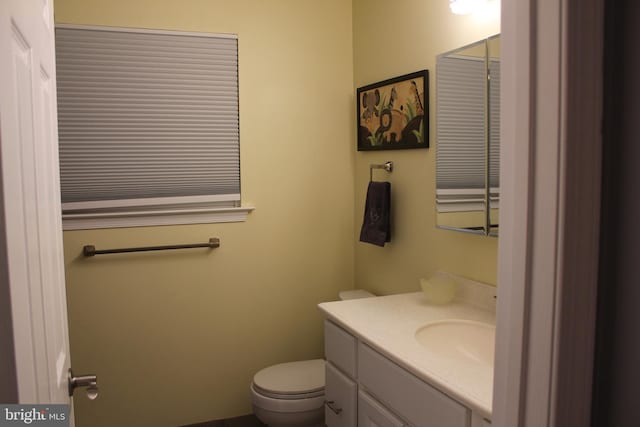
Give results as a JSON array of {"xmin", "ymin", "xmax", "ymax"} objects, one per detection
[
  {"xmin": 54, "ymin": 1, "xmax": 354, "ymax": 426},
  {"xmin": 56, "ymin": 0, "xmax": 500, "ymax": 425},
  {"xmin": 353, "ymin": 0, "xmax": 500, "ymax": 295}
]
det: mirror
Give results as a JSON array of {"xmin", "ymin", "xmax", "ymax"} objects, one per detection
[
  {"xmin": 435, "ymin": 35, "xmax": 500, "ymax": 236},
  {"xmin": 487, "ymin": 35, "xmax": 500, "ymax": 236}
]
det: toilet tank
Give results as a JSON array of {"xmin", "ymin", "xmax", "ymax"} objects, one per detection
[{"xmin": 338, "ymin": 290, "xmax": 375, "ymax": 300}]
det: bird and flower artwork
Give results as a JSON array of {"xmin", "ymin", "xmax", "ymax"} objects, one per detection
[{"xmin": 357, "ymin": 70, "xmax": 429, "ymax": 151}]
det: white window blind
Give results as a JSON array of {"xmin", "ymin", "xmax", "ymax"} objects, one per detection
[
  {"xmin": 436, "ymin": 54, "xmax": 486, "ymax": 190},
  {"xmin": 55, "ymin": 26, "xmax": 241, "ymax": 221}
]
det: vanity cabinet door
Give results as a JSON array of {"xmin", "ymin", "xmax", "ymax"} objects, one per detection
[
  {"xmin": 325, "ymin": 362, "xmax": 357, "ymax": 427},
  {"xmin": 358, "ymin": 390, "xmax": 405, "ymax": 427},
  {"xmin": 325, "ymin": 320, "xmax": 358, "ymax": 377}
]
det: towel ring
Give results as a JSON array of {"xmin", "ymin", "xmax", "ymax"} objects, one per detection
[{"xmin": 369, "ymin": 161, "xmax": 393, "ymax": 181}]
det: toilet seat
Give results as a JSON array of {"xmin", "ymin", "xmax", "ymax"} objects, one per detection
[
  {"xmin": 252, "ymin": 359, "xmax": 325, "ymax": 400},
  {"xmin": 251, "ymin": 383, "xmax": 325, "ymax": 413},
  {"xmin": 253, "ymin": 383, "xmax": 324, "ymax": 400}
]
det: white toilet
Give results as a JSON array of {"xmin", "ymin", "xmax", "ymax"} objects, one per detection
[{"xmin": 250, "ymin": 290, "xmax": 375, "ymax": 427}]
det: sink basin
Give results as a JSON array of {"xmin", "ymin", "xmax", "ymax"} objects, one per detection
[{"xmin": 414, "ymin": 320, "xmax": 495, "ymax": 368}]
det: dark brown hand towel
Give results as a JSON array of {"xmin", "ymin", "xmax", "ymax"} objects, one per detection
[{"xmin": 359, "ymin": 181, "xmax": 391, "ymax": 247}]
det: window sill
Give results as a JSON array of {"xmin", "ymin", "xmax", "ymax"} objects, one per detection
[{"xmin": 62, "ymin": 206, "xmax": 255, "ymax": 231}]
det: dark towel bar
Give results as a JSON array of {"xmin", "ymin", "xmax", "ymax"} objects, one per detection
[{"xmin": 83, "ymin": 237, "xmax": 220, "ymax": 257}]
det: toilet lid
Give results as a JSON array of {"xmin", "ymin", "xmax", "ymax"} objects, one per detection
[{"xmin": 253, "ymin": 359, "xmax": 325, "ymax": 396}]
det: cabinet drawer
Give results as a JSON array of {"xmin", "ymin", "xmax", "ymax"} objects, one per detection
[
  {"xmin": 358, "ymin": 343, "xmax": 469, "ymax": 427},
  {"xmin": 358, "ymin": 390, "xmax": 404, "ymax": 427},
  {"xmin": 325, "ymin": 320, "xmax": 357, "ymax": 377},
  {"xmin": 325, "ymin": 362, "xmax": 357, "ymax": 427}
]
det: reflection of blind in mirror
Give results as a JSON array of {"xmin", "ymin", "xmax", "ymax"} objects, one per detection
[
  {"xmin": 436, "ymin": 55, "xmax": 486, "ymax": 189},
  {"xmin": 489, "ymin": 59, "xmax": 500, "ymax": 189}
]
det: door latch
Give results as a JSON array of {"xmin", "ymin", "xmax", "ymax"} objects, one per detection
[{"xmin": 68, "ymin": 368, "xmax": 99, "ymax": 400}]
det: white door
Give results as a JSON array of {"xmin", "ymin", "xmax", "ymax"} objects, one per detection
[{"xmin": 0, "ymin": 0, "xmax": 72, "ymax": 407}]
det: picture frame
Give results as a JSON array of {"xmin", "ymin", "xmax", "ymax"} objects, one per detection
[{"xmin": 356, "ymin": 70, "xmax": 429, "ymax": 151}]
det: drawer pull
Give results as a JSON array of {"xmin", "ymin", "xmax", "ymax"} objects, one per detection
[{"xmin": 325, "ymin": 400, "xmax": 343, "ymax": 415}]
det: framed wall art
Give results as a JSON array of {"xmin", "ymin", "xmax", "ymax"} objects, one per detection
[{"xmin": 357, "ymin": 70, "xmax": 429, "ymax": 151}]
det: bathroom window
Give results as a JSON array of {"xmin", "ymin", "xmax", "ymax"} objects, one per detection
[{"xmin": 55, "ymin": 25, "xmax": 251, "ymax": 230}]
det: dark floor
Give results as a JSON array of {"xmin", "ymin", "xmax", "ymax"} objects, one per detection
[{"xmin": 181, "ymin": 414, "xmax": 266, "ymax": 427}]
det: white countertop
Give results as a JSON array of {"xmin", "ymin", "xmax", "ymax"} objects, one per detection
[{"xmin": 318, "ymin": 290, "xmax": 496, "ymax": 420}]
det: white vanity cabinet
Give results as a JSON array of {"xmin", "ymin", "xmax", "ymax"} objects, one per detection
[{"xmin": 324, "ymin": 320, "xmax": 491, "ymax": 427}]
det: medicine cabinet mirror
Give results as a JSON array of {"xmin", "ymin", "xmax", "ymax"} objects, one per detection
[{"xmin": 435, "ymin": 34, "xmax": 500, "ymax": 236}]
